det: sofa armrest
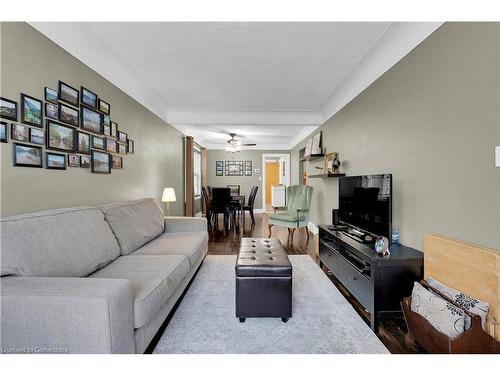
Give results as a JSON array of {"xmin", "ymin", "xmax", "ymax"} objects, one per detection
[
  {"xmin": 164, "ymin": 216, "xmax": 207, "ymax": 233},
  {"xmin": 0, "ymin": 277, "xmax": 135, "ymax": 354}
]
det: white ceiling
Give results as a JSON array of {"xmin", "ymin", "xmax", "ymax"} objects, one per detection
[{"xmin": 31, "ymin": 22, "xmax": 442, "ymax": 149}]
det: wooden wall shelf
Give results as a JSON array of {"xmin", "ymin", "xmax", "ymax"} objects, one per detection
[
  {"xmin": 298, "ymin": 154, "xmax": 325, "ymax": 162},
  {"xmin": 308, "ymin": 173, "xmax": 345, "ymax": 178}
]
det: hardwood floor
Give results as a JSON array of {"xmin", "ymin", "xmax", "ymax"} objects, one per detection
[{"xmin": 207, "ymin": 212, "xmax": 424, "ymax": 354}]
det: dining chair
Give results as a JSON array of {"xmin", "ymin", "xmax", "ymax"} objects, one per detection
[
  {"xmin": 227, "ymin": 184, "xmax": 240, "ymax": 196},
  {"xmin": 211, "ymin": 187, "xmax": 236, "ymax": 232},
  {"xmin": 201, "ymin": 186, "xmax": 212, "ymax": 230},
  {"xmin": 268, "ymin": 185, "xmax": 313, "ymax": 243},
  {"xmin": 243, "ymin": 186, "xmax": 259, "ymax": 226}
]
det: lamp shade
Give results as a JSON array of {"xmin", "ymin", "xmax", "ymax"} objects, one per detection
[{"xmin": 161, "ymin": 187, "xmax": 176, "ymax": 202}]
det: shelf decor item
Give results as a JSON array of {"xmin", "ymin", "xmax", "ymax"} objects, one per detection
[
  {"xmin": 20, "ymin": 93, "xmax": 43, "ymax": 127},
  {"xmin": 0, "ymin": 97, "xmax": 18, "ymax": 121},
  {"xmin": 304, "ymin": 138, "xmax": 313, "ymax": 157},
  {"xmin": 311, "ymin": 131, "xmax": 322, "ymax": 155},
  {"xmin": 375, "ymin": 236, "xmax": 390, "ymax": 257},
  {"xmin": 323, "ymin": 152, "xmax": 337, "ymax": 174}
]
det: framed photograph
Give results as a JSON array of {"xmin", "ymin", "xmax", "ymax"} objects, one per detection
[
  {"xmin": 20, "ymin": 93, "xmax": 43, "ymax": 127},
  {"xmin": 11, "ymin": 123, "xmax": 30, "ymax": 142},
  {"xmin": 102, "ymin": 114, "xmax": 111, "ymax": 126},
  {"xmin": 118, "ymin": 143, "xmax": 127, "ymax": 155},
  {"xmin": 46, "ymin": 152, "xmax": 66, "ymax": 170},
  {"xmin": 45, "ymin": 87, "xmax": 58, "ymax": 104},
  {"xmin": 110, "ymin": 121, "xmax": 118, "ymax": 138},
  {"xmin": 312, "ymin": 131, "xmax": 322, "ymax": 155},
  {"xmin": 58, "ymin": 81, "xmax": 79, "ymax": 107},
  {"xmin": 244, "ymin": 161, "xmax": 252, "ymax": 176},
  {"xmin": 216, "ymin": 160, "xmax": 223, "ymax": 176},
  {"xmin": 81, "ymin": 106, "xmax": 102, "ymax": 134},
  {"xmin": 112, "ymin": 155, "xmax": 123, "ymax": 169},
  {"xmin": 58, "ymin": 103, "xmax": 79, "ymax": 127},
  {"xmin": 0, "ymin": 97, "xmax": 18, "ymax": 121},
  {"xmin": 80, "ymin": 155, "xmax": 90, "ymax": 168},
  {"xmin": 304, "ymin": 138, "xmax": 313, "ymax": 157},
  {"xmin": 98, "ymin": 99, "xmax": 110, "ymax": 115},
  {"xmin": 127, "ymin": 139, "xmax": 134, "ymax": 154},
  {"xmin": 323, "ymin": 152, "xmax": 338, "ymax": 174},
  {"xmin": 30, "ymin": 128, "xmax": 44, "ymax": 145},
  {"xmin": 45, "ymin": 102, "xmax": 58, "ymax": 120},
  {"xmin": 91, "ymin": 150, "xmax": 111, "ymax": 174},
  {"xmin": 103, "ymin": 124, "xmax": 111, "ymax": 136},
  {"xmin": 80, "ymin": 87, "xmax": 97, "ymax": 109},
  {"xmin": 1, "ymin": 121, "xmax": 8, "ymax": 143},
  {"xmin": 105, "ymin": 138, "xmax": 117, "ymax": 153},
  {"xmin": 13, "ymin": 143, "xmax": 42, "ymax": 168},
  {"xmin": 68, "ymin": 154, "xmax": 80, "ymax": 167},
  {"xmin": 77, "ymin": 132, "xmax": 90, "ymax": 154},
  {"xmin": 91, "ymin": 135, "xmax": 105, "ymax": 150},
  {"xmin": 117, "ymin": 131, "xmax": 127, "ymax": 143},
  {"xmin": 225, "ymin": 161, "xmax": 244, "ymax": 176},
  {"xmin": 46, "ymin": 120, "xmax": 75, "ymax": 152}
]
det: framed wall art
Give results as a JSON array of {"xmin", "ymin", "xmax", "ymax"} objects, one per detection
[
  {"xmin": 81, "ymin": 87, "xmax": 97, "ymax": 109},
  {"xmin": 112, "ymin": 155, "xmax": 123, "ymax": 169},
  {"xmin": 118, "ymin": 131, "xmax": 127, "ymax": 143},
  {"xmin": 105, "ymin": 138, "xmax": 117, "ymax": 153},
  {"xmin": 0, "ymin": 121, "xmax": 7, "ymax": 143},
  {"xmin": 58, "ymin": 81, "xmax": 79, "ymax": 107},
  {"xmin": 68, "ymin": 154, "xmax": 80, "ymax": 167},
  {"xmin": 110, "ymin": 121, "xmax": 118, "ymax": 138},
  {"xmin": 216, "ymin": 160, "xmax": 223, "ymax": 176},
  {"xmin": 81, "ymin": 106, "xmax": 102, "ymax": 134},
  {"xmin": 13, "ymin": 143, "xmax": 42, "ymax": 168},
  {"xmin": 98, "ymin": 99, "xmax": 110, "ymax": 115},
  {"xmin": 127, "ymin": 139, "xmax": 134, "ymax": 154},
  {"xmin": 11, "ymin": 123, "xmax": 30, "ymax": 142},
  {"xmin": 58, "ymin": 103, "xmax": 79, "ymax": 127},
  {"xmin": 46, "ymin": 120, "xmax": 75, "ymax": 152},
  {"xmin": 45, "ymin": 102, "xmax": 58, "ymax": 120},
  {"xmin": 20, "ymin": 93, "xmax": 43, "ymax": 127},
  {"xmin": 91, "ymin": 150, "xmax": 111, "ymax": 174},
  {"xmin": 0, "ymin": 97, "xmax": 18, "ymax": 121},
  {"xmin": 80, "ymin": 155, "xmax": 90, "ymax": 168},
  {"xmin": 46, "ymin": 152, "xmax": 66, "ymax": 170},
  {"xmin": 244, "ymin": 161, "xmax": 252, "ymax": 176},
  {"xmin": 225, "ymin": 160, "xmax": 243, "ymax": 176},
  {"xmin": 77, "ymin": 132, "xmax": 90, "ymax": 154},
  {"xmin": 91, "ymin": 135, "xmax": 105, "ymax": 150},
  {"xmin": 45, "ymin": 87, "xmax": 58, "ymax": 104},
  {"xmin": 30, "ymin": 128, "xmax": 44, "ymax": 145}
]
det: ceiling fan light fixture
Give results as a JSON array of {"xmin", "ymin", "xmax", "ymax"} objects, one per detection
[{"xmin": 226, "ymin": 137, "xmax": 242, "ymax": 153}]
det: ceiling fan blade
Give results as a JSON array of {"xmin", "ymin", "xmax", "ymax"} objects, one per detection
[{"xmin": 243, "ymin": 143, "xmax": 256, "ymax": 146}]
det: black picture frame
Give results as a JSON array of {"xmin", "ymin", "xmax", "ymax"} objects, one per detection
[
  {"xmin": 46, "ymin": 120, "xmax": 76, "ymax": 153},
  {"xmin": 58, "ymin": 103, "xmax": 79, "ymax": 127},
  {"xmin": 45, "ymin": 102, "xmax": 58, "ymax": 120},
  {"xmin": 67, "ymin": 154, "xmax": 80, "ymax": 167},
  {"xmin": 105, "ymin": 138, "xmax": 117, "ymax": 153},
  {"xmin": 91, "ymin": 150, "xmax": 111, "ymax": 174},
  {"xmin": 13, "ymin": 143, "xmax": 42, "ymax": 168},
  {"xmin": 80, "ymin": 86, "xmax": 97, "ymax": 109},
  {"xmin": 118, "ymin": 143, "xmax": 127, "ymax": 155},
  {"xmin": 117, "ymin": 130, "xmax": 128, "ymax": 144},
  {"xmin": 58, "ymin": 81, "xmax": 79, "ymax": 107},
  {"xmin": 216, "ymin": 160, "xmax": 223, "ymax": 176},
  {"xmin": 127, "ymin": 139, "xmax": 134, "ymax": 154},
  {"xmin": 77, "ymin": 131, "xmax": 90, "ymax": 154},
  {"xmin": 80, "ymin": 106, "xmax": 102, "ymax": 134},
  {"xmin": 102, "ymin": 114, "xmax": 111, "ymax": 126},
  {"xmin": 92, "ymin": 135, "xmax": 105, "ymax": 150},
  {"xmin": 244, "ymin": 161, "xmax": 252, "ymax": 176},
  {"xmin": 80, "ymin": 155, "xmax": 90, "ymax": 168},
  {"xmin": 30, "ymin": 128, "xmax": 45, "ymax": 145},
  {"xmin": 44, "ymin": 87, "xmax": 58, "ymax": 104},
  {"xmin": 112, "ymin": 155, "xmax": 123, "ymax": 169},
  {"xmin": 0, "ymin": 121, "xmax": 7, "ymax": 143},
  {"xmin": 98, "ymin": 99, "xmax": 110, "ymax": 115},
  {"xmin": 0, "ymin": 97, "xmax": 18, "ymax": 121},
  {"xmin": 46, "ymin": 152, "xmax": 66, "ymax": 170},
  {"xmin": 110, "ymin": 121, "xmax": 118, "ymax": 138},
  {"xmin": 103, "ymin": 124, "xmax": 111, "ymax": 137},
  {"xmin": 11, "ymin": 123, "xmax": 30, "ymax": 142},
  {"xmin": 225, "ymin": 160, "xmax": 244, "ymax": 176},
  {"xmin": 20, "ymin": 93, "xmax": 43, "ymax": 128}
]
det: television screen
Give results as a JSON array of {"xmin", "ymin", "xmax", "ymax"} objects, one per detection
[{"xmin": 338, "ymin": 174, "xmax": 392, "ymax": 239}]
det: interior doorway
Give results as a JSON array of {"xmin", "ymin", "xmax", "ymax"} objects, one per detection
[{"xmin": 261, "ymin": 153, "xmax": 290, "ymax": 213}]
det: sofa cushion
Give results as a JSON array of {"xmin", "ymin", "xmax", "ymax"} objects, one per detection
[
  {"xmin": 100, "ymin": 198, "xmax": 165, "ymax": 255},
  {"xmin": 133, "ymin": 231, "xmax": 208, "ymax": 268},
  {"xmin": 1, "ymin": 207, "xmax": 121, "ymax": 277},
  {"xmin": 89, "ymin": 254, "xmax": 189, "ymax": 328}
]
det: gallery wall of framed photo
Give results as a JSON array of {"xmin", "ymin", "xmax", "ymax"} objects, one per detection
[{"xmin": 0, "ymin": 81, "xmax": 135, "ymax": 174}]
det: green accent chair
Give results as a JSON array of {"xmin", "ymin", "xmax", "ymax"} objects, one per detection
[{"xmin": 268, "ymin": 185, "xmax": 313, "ymax": 242}]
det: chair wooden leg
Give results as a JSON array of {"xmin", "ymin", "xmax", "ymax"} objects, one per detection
[
  {"xmin": 290, "ymin": 228, "xmax": 296, "ymax": 243},
  {"xmin": 305, "ymin": 227, "xmax": 310, "ymax": 239},
  {"xmin": 268, "ymin": 224, "xmax": 274, "ymax": 237}
]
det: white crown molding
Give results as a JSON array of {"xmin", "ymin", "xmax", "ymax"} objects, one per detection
[{"xmin": 31, "ymin": 22, "xmax": 442, "ymax": 151}]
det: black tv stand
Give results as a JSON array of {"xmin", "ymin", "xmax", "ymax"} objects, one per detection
[
  {"xmin": 319, "ymin": 225, "xmax": 423, "ymax": 332},
  {"xmin": 327, "ymin": 224, "xmax": 375, "ymax": 244}
]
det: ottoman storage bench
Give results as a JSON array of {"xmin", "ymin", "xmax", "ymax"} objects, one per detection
[{"xmin": 235, "ymin": 238, "xmax": 292, "ymax": 322}]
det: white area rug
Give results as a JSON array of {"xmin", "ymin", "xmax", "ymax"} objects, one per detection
[{"xmin": 153, "ymin": 255, "xmax": 389, "ymax": 354}]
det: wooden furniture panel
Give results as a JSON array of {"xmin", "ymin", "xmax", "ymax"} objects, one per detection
[{"xmin": 424, "ymin": 234, "xmax": 500, "ymax": 340}]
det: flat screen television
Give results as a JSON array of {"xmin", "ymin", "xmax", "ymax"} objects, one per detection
[{"xmin": 338, "ymin": 174, "xmax": 392, "ymax": 240}]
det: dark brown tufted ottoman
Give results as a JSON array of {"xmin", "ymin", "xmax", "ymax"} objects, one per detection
[{"xmin": 235, "ymin": 238, "xmax": 292, "ymax": 323}]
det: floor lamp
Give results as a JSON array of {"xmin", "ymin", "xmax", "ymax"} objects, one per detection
[{"xmin": 162, "ymin": 187, "xmax": 176, "ymax": 216}]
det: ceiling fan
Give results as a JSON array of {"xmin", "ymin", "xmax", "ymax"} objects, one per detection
[{"xmin": 225, "ymin": 133, "xmax": 256, "ymax": 153}]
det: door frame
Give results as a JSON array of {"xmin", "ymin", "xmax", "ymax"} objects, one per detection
[{"xmin": 261, "ymin": 153, "xmax": 290, "ymax": 212}]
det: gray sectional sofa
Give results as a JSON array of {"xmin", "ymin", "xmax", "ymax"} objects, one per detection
[{"xmin": 0, "ymin": 198, "xmax": 208, "ymax": 354}]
